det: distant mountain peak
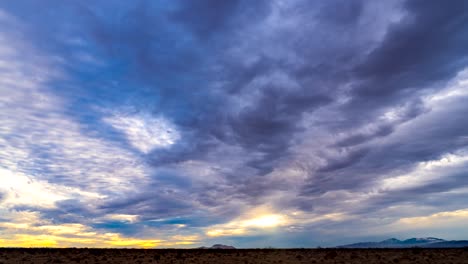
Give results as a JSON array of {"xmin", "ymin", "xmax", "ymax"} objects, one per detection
[
  {"xmin": 403, "ymin": 237, "xmax": 446, "ymax": 244},
  {"xmin": 337, "ymin": 237, "xmax": 467, "ymax": 248},
  {"xmin": 211, "ymin": 244, "xmax": 236, "ymax": 249},
  {"xmin": 197, "ymin": 244, "xmax": 236, "ymax": 249},
  {"xmin": 382, "ymin": 238, "xmax": 401, "ymax": 243}
]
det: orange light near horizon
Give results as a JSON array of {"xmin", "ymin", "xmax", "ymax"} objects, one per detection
[
  {"xmin": 206, "ymin": 213, "xmax": 288, "ymax": 237},
  {"xmin": 242, "ymin": 214, "xmax": 285, "ymax": 228}
]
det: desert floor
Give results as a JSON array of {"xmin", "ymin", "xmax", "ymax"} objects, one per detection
[{"xmin": 0, "ymin": 248, "xmax": 467, "ymax": 264}]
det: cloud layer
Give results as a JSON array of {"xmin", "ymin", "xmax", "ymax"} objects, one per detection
[{"xmin": 1, "ymin": 0, "xmax": 468, "ymax": 247}]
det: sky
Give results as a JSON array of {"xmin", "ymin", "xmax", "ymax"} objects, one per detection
[{"xmin": 0, "ymin": 0, "xmax": 468, "ymax": 248}]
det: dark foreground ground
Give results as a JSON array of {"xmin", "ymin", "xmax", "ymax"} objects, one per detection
[{"xmin": 1, "ymin": 248, "xmax": 467, "ymax": 264}]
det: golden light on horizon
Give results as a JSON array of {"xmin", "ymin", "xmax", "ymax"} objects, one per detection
[
  {"xmin": 206, "ymin": 213, "xmax": 288, "ymax": 237},
  {"xmin": 242, "ymin": 214, "xmax": 285, "ymax": 228}
]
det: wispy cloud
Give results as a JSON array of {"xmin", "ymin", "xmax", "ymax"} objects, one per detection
[{"xmin": 103, "ymin": 112, "xmax": 180, "ymax": 154}]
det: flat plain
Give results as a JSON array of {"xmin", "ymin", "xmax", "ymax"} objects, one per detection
[{"xmin": 0, "ymin": 248, "xmax": 467, "ymax": 264}]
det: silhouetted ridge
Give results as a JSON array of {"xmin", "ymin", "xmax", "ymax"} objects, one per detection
[
  {"xmin": 197, "ymin": 244, "xmax": 236, "ymax": 249},
  {"xmin": 338, "ymin": 237, "xmax": 468, "ymax": 248}
]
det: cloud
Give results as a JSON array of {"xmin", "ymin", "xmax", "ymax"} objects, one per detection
[
  {"xmin": 1, "ymin": 0, "xmax": 468, "ymax": 247},
  {"xmin": 0, "ymin": 167, "xmax": 95, "ymax": 209},
  {"xmin": 352, "ymin": 0, "xmax": 468, "ymax": 100},
  {"xmin": 103, "ymin": 112, "xmax": 180, "ymax": 154},
  {"xmin": 398, "ymin": 209, "xmax": 468, "ymax": 227},
  {"xmin": 205, "ymin": 210, "xmax": 289, "ymax": 237}
]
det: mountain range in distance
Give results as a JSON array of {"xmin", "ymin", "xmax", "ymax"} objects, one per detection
[
  {"xmin": 196, "ymin": 238, "xmax": 468, "ymax": 249},
  {"xmin": 197, "ymin": 244, "xmax": 236, "ymax": 249},
  {"xmin": 337, "ymin": 237, "xmax": 468, "ymax": 248}
]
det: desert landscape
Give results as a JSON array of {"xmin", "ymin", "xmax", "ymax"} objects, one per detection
[{"xmin": 1, "ymin": 248, "xmax": 468, "ymax": 264}]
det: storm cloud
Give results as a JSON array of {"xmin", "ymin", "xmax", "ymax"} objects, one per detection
[{"xmin": 1, "ymin": 0, "xmax": 468, "ymax": 247}]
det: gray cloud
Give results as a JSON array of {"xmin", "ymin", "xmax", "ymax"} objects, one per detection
[
  {"xmin": 353, "ymin": 0, "xmax": 468, "ymax": 99},
  {"xmin": 1, "ymin": 0, "xmax": 468, "ymax": 246}
]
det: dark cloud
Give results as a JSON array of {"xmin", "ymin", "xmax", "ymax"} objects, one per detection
[
  {"xmin": 294, "ymin": 0, "xmax": 468, "ymax": 198},
  {"xmin": 318, "ymin": 0, "xmax": 364, "ymax": 25},
  {"xmin": 318, "ymin": 148, "xmax": 369, "ymax": 173},
  {"xmin": 335, "ymin": 99, "xmax": 427, "ymax": 148},
  {"xmin": 14, "ymin": 200, "xmax": 99, "ymax": 225},
  {"xmin": 335, "ymin": 125, "xmax": 394, "ymax": 147},
  {"xmin": 55, "ymin": 0, "xmax": 468, "ymax": 214},
  {"xmin": 99, "ymin": 191, "xmax": 192, "ymax": 219},
  {"xmin": 171, "ymin": 0, "xmax": 270, "ymax": 39},
  {"xmin": 353, "ymin": 0, "xmax": 468, "ymax": 99},
  {"xmin": 2, "ymin": 0, "xmax": 468, "ymax": 246},
  {"xmin": 299, "ymin": 94, "xmax": 468, "ymax": 219},
  {"xmin": 171, "ymin": 0, "xmax": 241, "ymax": 38}
]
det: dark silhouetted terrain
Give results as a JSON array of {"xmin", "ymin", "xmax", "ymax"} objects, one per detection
[
  {"xmin": 1, "ymin": 248, "xmax": 468, "ymax": 264},
  {"xmin": 197, "ymin": 244, "xmax": 236, "ymax": 249},
  {"xmin": 338, "ymin": 237, "xmax": 468, "ymax": 248}
]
